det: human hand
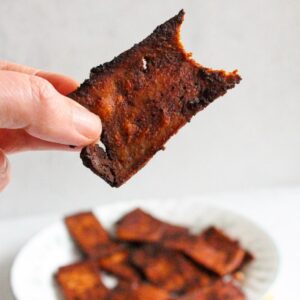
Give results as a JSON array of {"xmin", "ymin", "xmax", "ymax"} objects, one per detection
[{"xmin": 0, "ymin": 61, "xmax": 102, "ymax": 191}]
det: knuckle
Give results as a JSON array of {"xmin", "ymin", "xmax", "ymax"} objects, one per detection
[
  {"xmin": 0, "ymin": 60, "xmax": 11, "ymax": 70},
  {"xmin": 27, "ymin": 76, "xmax": 58, "ymax": 131}
]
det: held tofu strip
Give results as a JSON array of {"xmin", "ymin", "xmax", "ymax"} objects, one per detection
[{"xmin": 69, "ymin": 10, "xmax": 241, "ymax": 187}]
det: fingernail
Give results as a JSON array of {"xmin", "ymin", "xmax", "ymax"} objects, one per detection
[{"xmin": 72, "ymin": 104, "xmax": 102, "ymax": 141}]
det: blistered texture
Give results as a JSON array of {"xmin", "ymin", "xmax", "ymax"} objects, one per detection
[
  {"xmin": 130, "ymin": 245, "xmax": 217, "ymax": 293},
  {"xmin": 178, "ymin": 281, "xmax": 245, "ymax": 300},
  {"xmin": 68, "ymin": 10, "xmax": 241, "ymax": 187},
  {"xmin": 65, "ymin": 212, "xmax": 121, "ymax": 258},
  {"xmin": 55, "ymin": 261, "xmax": 109, "ymax": 300},
  {"xmin": 98, "ymin": 249, "xmax": 140, "ymax": 282},
  {"xmin": 115, "ymin": 208, "xmax": 188, "ymax": 243}
]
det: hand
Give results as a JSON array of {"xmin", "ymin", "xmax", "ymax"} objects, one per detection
[{"xmin": 0, "ymin": 61, "xmax": 102, "ymax": 191}]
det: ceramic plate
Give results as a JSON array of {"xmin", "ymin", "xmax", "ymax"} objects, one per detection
[{"xmin": 11, "ymin": 199, "xmax": 279, "ymax": 300}]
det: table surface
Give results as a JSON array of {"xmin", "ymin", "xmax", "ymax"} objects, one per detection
[{"xmin": 0, "ymin": 187, "xmax": 299, "ymax": 300}]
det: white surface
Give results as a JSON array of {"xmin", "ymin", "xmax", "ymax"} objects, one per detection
[
  {"xmin": 1, "ymin": 188, "xmax": 300, "ymax": 300},
  {"xmin": 0, "ymin": 0, "xmax": 300, "ymax": 218},
  {"xmin": 11, "ymin": 199, "xmax": 279, "ymax": 300}
]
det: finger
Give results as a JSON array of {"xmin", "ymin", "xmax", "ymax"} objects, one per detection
[
  {"xmin": 0, "ymin": 71, "xmax": 101, "ymax": 146},
  {"xmin": 0, "ymin": 129, "xmax": 81, "ymax": 154},
  {"xmin": 0, "ymin": 149, "xmax": 11, "ymax": 192},
  {"xmin": 0, "ymin": 60, "xmax": 79, "ymax": 95},
  {"xmin": 0, "ymin": 60, "xmax": 38, "ymax": 75},
  {"xmin": 37, "ymin": 71, "xmax": 79, "ymax": 95}
]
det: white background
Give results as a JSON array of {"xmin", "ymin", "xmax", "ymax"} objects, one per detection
[{"xmin": 0, "ymin": 0, "xmax": 299, "ymax": 218}]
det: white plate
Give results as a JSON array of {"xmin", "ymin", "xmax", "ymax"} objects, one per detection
[{"xmin": 11, "ymin": 199, "xmax": 279, "ymax": 300}]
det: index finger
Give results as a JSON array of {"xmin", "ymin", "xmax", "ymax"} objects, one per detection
[
  {"xmin": 0, "ymin": 71, "xmax": 101, "ymax": 146},
  {"xmin": 0, "ymin": 60, "xmax": 38, "ymax": 75},
  {"xmin": 0, "ymin": 60, "xmax": 79, "ymax": 95}
]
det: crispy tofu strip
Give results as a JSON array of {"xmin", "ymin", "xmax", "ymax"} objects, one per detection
[
  {"xmin": 65, "ymin": 212, "xmax": 121, "ymax": 258},
  {"xmin": 108, "ymin": 282, "xmax": 171, "ymax": 300},
  {"xmin": 69, "ymin": 10, "xmax": 241, "ymax": 187},
  {"xmin": 163, "ymin": 227, "xmax": 246, "ymax": 276},
  {"xmin": 184, "ymin": 227, "xmax": 246, "ymax": 276},
  {"xmin": 178, "ymin": 281, "xmax": 245, "ymax": 300},
  {"xmin": 130, "ymin": 245, "xmax": 216, "ymax": 293},
  {"xmin": 98, "ymin": 249, "xmax": 140, "ymax": 282},
  {"xmin": 115, "ymin": 208, "xmax": 188, "ymax": 243},
  {"xmin": 55, "ymin": 261, "xmax": 109, "ymax": 300},
  {"xmin": 162, "ymin": 231, "xmax": 194, "ymax": 251}
]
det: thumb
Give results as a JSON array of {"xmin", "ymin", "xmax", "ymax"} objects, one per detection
[
  {"xmin": 0, "ymin": 149, "xmax": 10, "ymax": 191},
  {"xmin": 0, "ymin": 71, "xmax": 101, "ymax": 146}
]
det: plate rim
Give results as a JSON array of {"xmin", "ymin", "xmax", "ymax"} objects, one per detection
[{"xmin": 10, "ymin": 198, "xmax": 280, "ymax": 300}]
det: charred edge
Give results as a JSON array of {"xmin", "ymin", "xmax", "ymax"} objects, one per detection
[
  {"xmin": 182, "ymin": 70, "xmax": 241, "ymax": 117},
  {"xmin": 80, "ymin": 146, "xmax": 120, "ymax": 187},
  {"xmin": 151, "ymin": 9, "xmax": 185, "ymax": 38},
  {"xmin": 86, "ymin": 10, "xmax": 185, "ymax": 79}
]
